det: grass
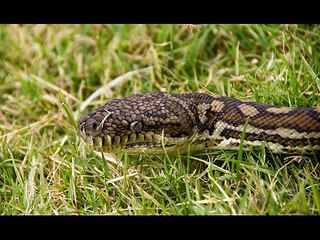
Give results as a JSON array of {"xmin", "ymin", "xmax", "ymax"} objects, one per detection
[{"xmin": 0, "ymin": 24, "xmax": 320, "ymax": 215}]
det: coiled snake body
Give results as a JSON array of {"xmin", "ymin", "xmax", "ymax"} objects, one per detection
[{"xmin": 78, "ymin": 92, "xmax": 320, "ymax": 155}]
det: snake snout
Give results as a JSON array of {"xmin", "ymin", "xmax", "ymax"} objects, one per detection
[{"xmin": 78, "ymin": 114, "xmax": 103, "ymax": 137}]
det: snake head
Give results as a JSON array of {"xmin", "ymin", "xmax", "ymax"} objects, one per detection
[{"xmin": 78, "ymin": 92, "xmax": 197, "ymax": 154}]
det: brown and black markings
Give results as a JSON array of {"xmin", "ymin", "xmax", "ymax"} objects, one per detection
[{"xmin": 78, "ymin": 92, "xmax": 320, "ymax": 154}]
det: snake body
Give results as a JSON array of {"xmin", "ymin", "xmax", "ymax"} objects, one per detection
[{"xmin": 78, "ymin": 92, "xmax": 320, "ymax": 155}]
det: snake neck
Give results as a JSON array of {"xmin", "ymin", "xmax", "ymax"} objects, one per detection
[{"xmin": 173, "ymin": 93, "xmax": 243, "ymax": 133}]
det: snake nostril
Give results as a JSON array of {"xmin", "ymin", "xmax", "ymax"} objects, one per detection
[{"xmin": 79, "ymin": 122, "xmax": 85, "ymax": 131}]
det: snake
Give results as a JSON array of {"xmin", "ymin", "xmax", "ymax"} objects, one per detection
[{"xmin": 78, "ymin": 92, "xmax": 320, "ymax": 155}]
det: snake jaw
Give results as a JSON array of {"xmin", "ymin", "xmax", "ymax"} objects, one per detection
[
  {"xmin": 78, "ymin": 113, "xmax": 168, "ymax": 152},
  {"xmin": 80, "ymin": 130, "xmax": 189, "ymax": 154}
]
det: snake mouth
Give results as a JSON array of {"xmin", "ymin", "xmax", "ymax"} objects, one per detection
[
  {"xmin": 78, "ymin": 118, "xmax": 190, "ymax": 153},
  {"xmin": 80, "ymin": 131, "xmax": 190, "ymax": 154}
]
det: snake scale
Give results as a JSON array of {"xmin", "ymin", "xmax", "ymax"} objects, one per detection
[{"xmin": 78, "ymin": 92, "xmax": 320, "ymax": 155}]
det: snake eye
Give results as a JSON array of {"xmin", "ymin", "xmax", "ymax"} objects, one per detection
[
  {"xmin": 92, "ymin": 123, "xmax": 97, "ymax": 129},
  {"xmin": 130, "ymin": 121, "xmax": 143, "ymax": 133}
]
